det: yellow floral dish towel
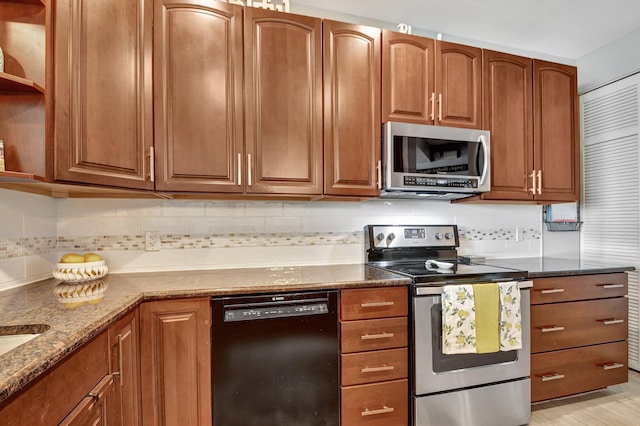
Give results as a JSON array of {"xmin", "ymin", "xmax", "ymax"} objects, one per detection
[
  {"xmin": 498, "ymin": 281, "xmax": 522, "ymax": 351},
  {"xmin": 442, "ymin": 284, "xmax": 476, "ymax": 354}
]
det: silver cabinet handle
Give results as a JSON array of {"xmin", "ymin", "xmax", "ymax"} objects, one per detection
[
  {"xmin": 438, "ymin": 93, "xmax": 443, "ymax": 121},
  {"xmin": 602, "ymin": 284, "xmax": 624, "ymax": 289},
  {"xmin": 237, "ymin": 153, "xmax": 242, "ymax": 186},
  {"xmin": 602, "ymin": 362, "xmax": 625, "ymax": 370},
  {"xmin": 361, "ymin": 406, "xmax": 395, "ymax": 417},
  {"xmin": 540, "ymin": 373, "xmax": 565, "ymax": 382},
  {"xmin": 540, "ymin": 326, "xmax": 565, "ymax": 333},
  {"xmin": 429, "ymin": 92, "xmax": 435, "ymax": 121},
  {"xmin": 111, "ymin": 334, "xmax": 124, "ymax": 387},
  {"xmin": 599, "ymin": 319, "xmax": 624, "ymax": 325},
  {"xmin": 537, "ymin": 170, "xmax": 542, "ymax": 195},
  {"xmin": 376, "ymin": 160, "xmax": 382, "ymax": 190},
  {"xmin": 361, "ymin": 301, "xmax": 394, "ymax": 308},
  {"xmin": 529, "ymin": 170, "xmax": 536, "ymax": 194},
  {"xmin": 539, "ymin": 288, "xmax": 565, "ymax": 294},
  {"xmin": 361, "ymin": 332, "xmax": 394, "ymax": 340},
  {"xmin": 361, "ymin": 365, "xmax": 395, "ymax": 373},
  {"xmin": 147, "ymin": 147, "xmax": 155, "ymax": 182},
  {"xmin": 247, "ymin": 153, "xmax": 252, "ymax": 186}
]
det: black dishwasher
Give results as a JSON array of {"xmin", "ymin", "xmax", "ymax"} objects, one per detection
[{"xmin": 211, "ymin": 290, "xmax": 339, "ymax": 426}]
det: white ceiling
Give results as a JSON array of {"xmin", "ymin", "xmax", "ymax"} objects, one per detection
[{"xmin": 291, "ymin": 0, "xmax": 640, "ymax": 60}]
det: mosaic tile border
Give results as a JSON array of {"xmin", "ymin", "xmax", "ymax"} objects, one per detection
[{"xmin": 0, "ymin": 228, "xmax": 541, "ymax": 259}]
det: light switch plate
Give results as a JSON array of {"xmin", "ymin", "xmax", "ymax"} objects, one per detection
[{"xmin": 145, "ymin": 231, "xmax": 160, "ymax": 251}]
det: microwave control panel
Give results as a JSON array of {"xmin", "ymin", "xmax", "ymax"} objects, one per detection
[{"xmin": 404, "ymin": 176, "xmax": 478, "ymax": 188}]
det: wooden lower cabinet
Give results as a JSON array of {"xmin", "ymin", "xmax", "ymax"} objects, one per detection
[
  {"xmin": 60, "ymin": 375, "xmax": 116, "ymax": 426},
  {"xmin": 530, "ymin": 273, "xmax": 629, "ymax": 402},
  {"xmin": 0, "ymin": 332, "xmax": 110, "ymax": 425},
  {"xmin": 342, "ymin": 379, "xmax": 408, "ymax": 426},
  {"xmin": 340, "ymin": 287, "xmax": 409, "ymax": 426},
  {"xmin": 109, "ymin": 308, "xmax": 141, "ymax": 425},
  {"xmin": 139, "ymin": 298, "xmax": 212, "ymax": 426},
  {"xmin": 532, "ymin": 341, "xmax": 628, "ymax": 402}
]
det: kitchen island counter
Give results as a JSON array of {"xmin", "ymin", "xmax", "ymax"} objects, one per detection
[{"xmin": 0, "ymin": 264, "xmax": 410, "ymax": 404}]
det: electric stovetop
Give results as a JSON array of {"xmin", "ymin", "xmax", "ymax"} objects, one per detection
[{"xmin": 365, "ymin": 224, "xmax": 527, "ymax": 284}]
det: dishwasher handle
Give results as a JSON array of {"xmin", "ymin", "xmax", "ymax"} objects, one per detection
[{"xmin": 223, "ymin": 301, "xmax": 329, "ymax": 322}]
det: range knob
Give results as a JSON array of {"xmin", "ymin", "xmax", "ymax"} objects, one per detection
[
  {"xmin": 387, "ymin": 233, "xmax": 396, "ymax": 242},
  {"xmin": 445, "ymin": 232, "xmax": 453, "ymax": 240},
  {"xmin": 375, "ymin": 232, "xmax": 385, "ymax": 241},
  {"xmin": 434, "ymin": 232, "xmax": 443, "ymax": 240}
]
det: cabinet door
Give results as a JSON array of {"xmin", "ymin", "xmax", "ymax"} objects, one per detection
[
  {"xmin": 53, "ymin": 0, "xmax": 154, "ymax": 190},
  {"xmin": 436, "ymin": 41, "xmax": 482, "ymax": 129},
  {"xmin": 244, "ymin": 8, "xmax": 322, "ymax": 194},
  {"xmin": 140, "ymin": 298, "xmax": 212, "ymax": 426},
  {"xmin": 533, "ymin": 60, "xmax": 579, "ymax": 202},
  {"xmin": 109, "ymin": 309, "xmax": 141, "ymax": 426},
  {"xmin": 481, "ymin": 50, "xmax": 533, "ymax": 200},
  {"xmin": 154, "ymin": 0, "xmax": 244, "ymax": 192},
  {"xmin": 381, "ymin": 29, "xmax": 435, "ymax": 125},
  {"xmin": 59, "ymin": 375, "xmax": 115, "ymax": 426},
  {"xmin": 324, "ymin": 20, "xmax": 381, "ymax": 196}
]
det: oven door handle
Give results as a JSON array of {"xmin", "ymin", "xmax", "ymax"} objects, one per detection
[{"xmin": 415, "ymin": 280, "xmax": 533, "ymax": 295}]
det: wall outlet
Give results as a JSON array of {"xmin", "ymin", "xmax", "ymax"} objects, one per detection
[
  {"xmin": 515, "ymin": 227, "xmax": 525, "ymax": 242},
  {"xmin": 145, "ymin": 231, "xmax": 160, "ymax": 251}
]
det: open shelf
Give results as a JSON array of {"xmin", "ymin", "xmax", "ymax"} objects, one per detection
[
  {"xmin": 0, "ymin": 170, "xmax": 46, "ymax": 182},
  {"xmin": 2, "ymin": 0, "xmax": 44, "ymax": 5},
  {"xmin": 0, "ymin": 72, "xmax": 45, "ymax": 94}
]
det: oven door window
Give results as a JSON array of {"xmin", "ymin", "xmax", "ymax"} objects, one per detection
[
  {"xmin": 431, "ymin": 302, "xmax": 517, "ymax": 372},
  {"xmin": 393, "ymin": 135, "xmax": 483, "ymax": 177}
]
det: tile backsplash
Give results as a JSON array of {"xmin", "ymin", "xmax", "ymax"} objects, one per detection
[{"xmin": 0, "ymin": 189, "xmax": 545, "ymax": 291}]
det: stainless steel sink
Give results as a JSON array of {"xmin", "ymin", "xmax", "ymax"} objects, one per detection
[{"xmin": 0, "ymin": 324, "xmax": 50, "ymax": 356}]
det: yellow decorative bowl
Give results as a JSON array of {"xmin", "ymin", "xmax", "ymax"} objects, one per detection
[{"xmin": 53, "ymin": 260, "xmax": 108, "ymax": 283}]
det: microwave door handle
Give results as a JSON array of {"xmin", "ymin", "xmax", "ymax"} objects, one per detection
[{"xmin": 479, "ymin": 135, "xmax": 489, "ymax": 185}]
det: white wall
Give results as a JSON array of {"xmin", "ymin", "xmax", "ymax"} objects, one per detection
[
  {"xmin": 577, "ymin": 26, "xmax": 640, "ymax": 94},
  {"xmin": 0, "ymin": 189, "xmax": 545, "ymax": 290}
]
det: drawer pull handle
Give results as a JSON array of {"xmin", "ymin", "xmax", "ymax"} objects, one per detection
[
  {"xmin": 361, "ymin": 301, "xmax": 395, "ymax": 308},
  {"xmin": 539, "ymin": 288, "xmax": 565, "ymax": 294},
  {"xmin": 601, "ymin": 284, "xmax": 624, "ymax": 289},
  {"xmin": 602, "ymin": 362, "xmax": 625, "ymax": 370},
  {"xmin": 540, "ymin": 326, "xmax": 565, "ymax": 333},
  {"xmin": 599, "ymin": 319, "xmax": 624, "ymax": 325},
  {"xmin": 361, "ymin": 405, "xmax": 395, "ymax": 417},
  {"xmin": 361, "ymin": 332, "xmax": 395, "ymax": 340},
  {"xmin": 361, "ymin": 365, "xmax": 395, "ymax": 373},
  {"xmin": 540, "ymin": 373, "xmax": 565, "ymax": 382}
]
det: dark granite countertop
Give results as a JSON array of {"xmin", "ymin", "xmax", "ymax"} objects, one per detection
[
  {"xmin": 0, "ymin": 264, "xmax": 410, "ymax": 404},
  {"xmin": 484, "ymin": 257, "xmax": 635, "ymax": 278}
]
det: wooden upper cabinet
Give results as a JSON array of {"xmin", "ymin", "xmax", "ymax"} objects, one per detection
[
  {"xmin": 382, "ymin": 29, "xmax": 435, "ymax": 125},
  {"xmin": 53, "ymin": 0, "xmax": 154, "ymax": 190},
  {"xmin": 481, "ymin": 50, "xmax": 533, "ymax": 200},
  {"xmin": 244, "ymin": 8, "xmax": 323, "ymax": 194},
  {"xmin": 436, "ymin": 41, "xmax": 482, "ymax": 129},
  {"xmin": 154, "ymin": 0, "xmax": 244, "ymax": 193},
  {"xmin": 533, "ymin": 59, "xmax": 579, "ymax": 202},
  {"xmin": 323, "ymin": 20, "xmax": 381, "ymax": 197}
]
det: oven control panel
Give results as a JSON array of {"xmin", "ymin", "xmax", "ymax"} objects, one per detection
[{"xmin": 366, "ymin": 225, "xmax": 459, "ymax": 249}]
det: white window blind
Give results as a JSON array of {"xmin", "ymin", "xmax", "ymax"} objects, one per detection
[{"xmin": 581, "ymin": 73, "xmax": 640, "ymax": 370}]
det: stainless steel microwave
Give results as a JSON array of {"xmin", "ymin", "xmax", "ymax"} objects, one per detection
[{"xmin": 381, "ymin": 122, "xmax": 490, "ymax": 200}]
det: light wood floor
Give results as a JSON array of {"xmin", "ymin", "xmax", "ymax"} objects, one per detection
[{"xmin": 530, "ymin": 370, "xmax": 640, "ymax": 425}]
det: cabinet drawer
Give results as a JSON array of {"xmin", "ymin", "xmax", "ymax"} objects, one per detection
[
  {"xmin": 341, "ymin": 317, "xmax": 408, "ymax": 354},
  {"xmin": 531, "ymin": 273, "xmax": 627, "ymax": 305},
  {"xmin": 531, "ymin": 297, "xmax": 627, "ymax": 353},
  {"xmin": 342, "ymin": 348, "xmax": 408, "ymax": 386},
  {"xmin": 531, "ymin": 341, "xmax": 628, "ymax": 402},
  {"xmin": 341, "ymin": 287, "xmax": 408, "ymax": 321},
  {"xmin": 341, "ymin": 379, "xmax": 408, "ymax": 426}
]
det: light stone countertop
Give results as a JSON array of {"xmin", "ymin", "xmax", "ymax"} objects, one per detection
[{"xmin": 0, "ymin": 264, "xmax": 410, "ymax": 404}]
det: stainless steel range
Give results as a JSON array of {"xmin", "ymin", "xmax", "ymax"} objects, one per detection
[{"xmin": 365, "ymin": 225, "xmax": 532, "ymax": 426}]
